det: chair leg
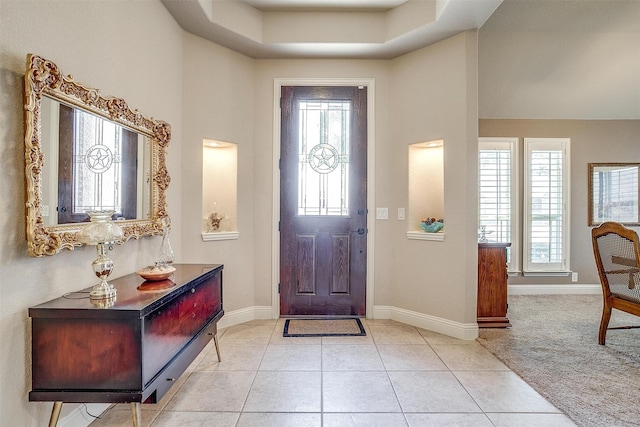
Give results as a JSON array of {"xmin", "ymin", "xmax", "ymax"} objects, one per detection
[{"xmin": 599, "ymin": 302, "xmax": 612, "ymax": 345}]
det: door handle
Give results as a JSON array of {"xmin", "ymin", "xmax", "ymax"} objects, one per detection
[{"xmin": 356, "ymin": 228, "xmax": 366, "ymax": 235}]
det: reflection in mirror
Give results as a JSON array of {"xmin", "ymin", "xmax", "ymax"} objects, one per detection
[
  {"xmin": 588, "ymin": 163, "xmax": 640, "ymax": 226},
  {"xmin": 24, "ymin": 54, "xmax": 171, "ymax": 257},
  {"xmin": 40, "ymin": 96, "xmax": 152, "ymax": 225}
]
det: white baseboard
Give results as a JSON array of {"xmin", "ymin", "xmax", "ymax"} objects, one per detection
[
  {"xmin": 58, "ymin": 403, "xmax": 111, "ymax": 427},
  {"xmin": 508, "ymin": 284, "xmax": 600, "ymax": 295},
  {"xmin": 371, "ymin": 305, "xmax": 479, "ymax": 340},
  {"xmin": 220, "ymin": 305, "xmax": 478, "ymax": 340},
  {"xmin": 218, "ymin": 306, "xmax": 272, "ymax": 329}
]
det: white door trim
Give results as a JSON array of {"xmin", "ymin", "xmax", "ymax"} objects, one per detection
[{"xmin": 272, "ymin": 78, "xmax": 376, "ymax": 319}]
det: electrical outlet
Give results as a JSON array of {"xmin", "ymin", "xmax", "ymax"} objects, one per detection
[
  {"xmin": 397, "ymin": 208, "xmax": 405, "ymax": 220},
  {"xmin": 571, "ymin": 272, "xmax": 578, "ymax": 282}
]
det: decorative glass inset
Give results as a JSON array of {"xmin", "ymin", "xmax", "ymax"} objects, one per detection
[
  {"xmin": 73, "ymin": 109, "xmax": 122, "ymax": 214},
  {"xmin": 297, "ymin": 100, "xmax": 350, "ymax": 216}
]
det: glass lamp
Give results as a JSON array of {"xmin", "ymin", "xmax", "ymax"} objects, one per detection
[{"xmin": 78, "ymin": 210, "xmax": 124, "ymax": 300}]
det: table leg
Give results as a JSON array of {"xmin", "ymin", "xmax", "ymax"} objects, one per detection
[
  {"xmin": 131, "ymin": 402, "xmax": 141, "ymax": 427},
  {"xmin": 48, "ymin": 402, "xmax": 63, "ymax": 427},
  {"xmin": 214, "ymin": 333, "xmax": 221, "ymax": 362}
]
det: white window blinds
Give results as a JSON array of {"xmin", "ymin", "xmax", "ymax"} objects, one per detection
[
  {"xmin": 478, "ymin": 138, "xmax": 519, "ymax": 271},
  {"xmin": 524, "ymin": 138, "xmax": 570, "ymax": 273}
]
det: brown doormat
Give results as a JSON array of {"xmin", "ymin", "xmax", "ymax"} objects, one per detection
[{"xmin": 283, "ymin": 318, "xmax": 366, "ymax": 337}]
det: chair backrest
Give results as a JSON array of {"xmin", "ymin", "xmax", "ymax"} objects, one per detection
[{"xmin": 592, "ymin": 222, "xmax": 640, "ymax": 303}]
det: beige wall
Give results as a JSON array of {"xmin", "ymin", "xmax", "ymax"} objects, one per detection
[
  {"xmin": 180, "ymin": 33, "xmax": 257, "ymax": 313},
  {"xmin": 251, "ymin": 31, "xmax": 479, "ymax": 322},
  {"xmin": 1, "ymin": 1, "xmax": 480, "ymax": 424},
  {"xmin": 479, "ymin": 119, "xmax": 640, "ymax": 287},
  {"xmin": 388, "ymin": 32, "xmax": 479, "ymax": 324},
  {"xmin": 479, "ymin": 5, "xmax": 640, "ymax": 120},
  {"xmin": 0, "ymin": 1, "xmax": 184, "ymax": 424}
]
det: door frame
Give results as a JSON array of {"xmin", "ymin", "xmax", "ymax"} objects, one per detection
[{"xmin": 271, "ymin": 78, "xmax": 376, "ymax": 319}]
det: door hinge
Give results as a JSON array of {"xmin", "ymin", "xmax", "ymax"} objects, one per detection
[{"xmin": 278, "ymin": 283, "xmax": 281, "ymax": 293}]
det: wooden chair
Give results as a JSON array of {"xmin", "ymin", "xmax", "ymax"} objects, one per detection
[{"xmin": 591, "ymin": 222, "xmax": 640, "ymax": 345}]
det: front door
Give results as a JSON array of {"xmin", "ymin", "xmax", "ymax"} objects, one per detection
[{"xmin": 280, "ymin": 86, "xmax": 367, "ymax": 316}]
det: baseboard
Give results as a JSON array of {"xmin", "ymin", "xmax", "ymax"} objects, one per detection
[
  {"xmin": 218, "ymin": 306, "xmax": 272, "ymax": 329},
  {"xmin": 508, "ymin": 284, "xmax": 600, "ymax": 295},
  {"xmin": 371, "ymin": 305, "xmax": 479, "ymax": 340},
  {"xmin": 221, "ymin": 305, "xmax": 480, "ymax": 340},
  {"xmin": 58, "ymin": 403, "xmax": 110, "ymax": 427}
]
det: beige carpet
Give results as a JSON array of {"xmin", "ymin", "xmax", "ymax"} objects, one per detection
[
  {"xmin": 283, "ymin": 318, "xmax": 365, "ymax": 337},
  {"xmin": 477, "ymin": 294, "xmax": 640, "ymax": 427}
]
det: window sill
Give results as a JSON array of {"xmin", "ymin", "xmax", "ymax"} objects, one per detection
[
  {"xmin": 522, "ymin": 271, "xmax": 571, "ymax": 277},
  {"xmin": 201, "ymin": 231, "xmax": 239, "ymax": 241},
  {"xmin": 406, "ymin": 231, "xmax": 445, "ymax": 242}
]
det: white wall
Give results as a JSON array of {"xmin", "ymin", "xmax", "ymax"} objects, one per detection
[{"xmin": 0, "ymin": 1, "xmax": 183, "ymax": 424}]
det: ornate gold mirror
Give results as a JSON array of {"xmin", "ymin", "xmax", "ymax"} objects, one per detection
[
  {"xmin": 24, "ymin": 54, "xmax": 171, "ymax": 257},
  {"xmin": 588, "ymin": 163, "xmax": 640, "ymax": 226}
]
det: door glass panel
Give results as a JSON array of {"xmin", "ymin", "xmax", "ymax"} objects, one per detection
[
  {"xmin": 73, "ymin": 109, "xmax": 123, "ymax": 214},
  {"xmin": 297, "ymin": 100, "xmax": 350, "ymax": 216}
]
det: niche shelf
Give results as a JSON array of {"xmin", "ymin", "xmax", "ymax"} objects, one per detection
[
  {"xmin": 407, "ymin": 139, "xmax": 445, "ymax": 241},
  {"xmin": 201, "ymin": 139, "xmax": 239, "ymax": 241}
]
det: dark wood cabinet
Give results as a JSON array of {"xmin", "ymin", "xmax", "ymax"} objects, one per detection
[
  {"xmin": 477, "ymin": 243, "xmax": 511, "ymax": 328},
  {"xmin": 29, "ymin": 264, "xmax": 223, "ymax": 425}
]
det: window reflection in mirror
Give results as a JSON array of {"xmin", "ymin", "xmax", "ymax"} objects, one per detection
[
  {"xmin": 40, "ymin": 96, "xmax": 152, "ymax": 225},
  {"xmin": 588, "ymin": 163, "xmax": 640, "ymax": 226}
]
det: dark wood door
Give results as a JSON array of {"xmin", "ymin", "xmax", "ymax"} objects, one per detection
[
  {"xmin": 57, "ymin": 104, "xmax": 138, "ymax": 224},
  {"xmin": 280, "ymin": 86, "xmax": 367, "ymax": 316}
]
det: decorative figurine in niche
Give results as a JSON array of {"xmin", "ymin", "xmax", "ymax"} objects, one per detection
[
  {"xmin": 203, "ymin": 202, "xmax": 228, "ymax": 232},
  {"xmin": 420, "ymin": 217, "xmax": 444, "ymax": 233}
]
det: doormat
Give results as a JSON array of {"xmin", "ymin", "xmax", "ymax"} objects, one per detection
[{"xmin": 283, "ymin": 318, "xmax": 366, "ymax": 337}]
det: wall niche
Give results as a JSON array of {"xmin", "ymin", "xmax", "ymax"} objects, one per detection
[
  {"xmin": 202, "ymin": 139, "xmax": 239, "ymax": 241},
  {"xmin": 407, "ymin": 139, "xmax": 444, "ymax": 241}
]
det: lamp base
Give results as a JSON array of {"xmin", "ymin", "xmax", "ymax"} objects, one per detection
[{"xmin": 89, "ymin": 281, "xmax": 117, "ymax": 300}]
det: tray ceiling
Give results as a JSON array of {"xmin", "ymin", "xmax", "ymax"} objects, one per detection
[{"xmin": 161, "ymin": 0, "xmax": 503, "ymax": 59}]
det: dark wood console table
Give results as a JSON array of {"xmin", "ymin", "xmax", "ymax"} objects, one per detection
[
  {"xmin": 477, "ymin": 243, "xmax": 511, "ymax": 328},
  {"xmin": 29, "ymin": 264, "xmax": 223, "ymax": 426}
]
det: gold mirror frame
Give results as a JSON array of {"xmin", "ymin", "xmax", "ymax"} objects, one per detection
[
  {"xmin": 24, "ymin": 54, "xmax": 171, "ymax": 257},
  {"xmin": 588, "ymin": 162, "xmax": 640, "ymax": 227}
]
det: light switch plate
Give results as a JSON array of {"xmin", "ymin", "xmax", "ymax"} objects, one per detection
[
  {"xmin": 376, "ymin": 207, "xmax": 388, "ymax": 220},
  {"xmin": 397, "ymin": 208, "xmax": 405, "ymax": 220}
]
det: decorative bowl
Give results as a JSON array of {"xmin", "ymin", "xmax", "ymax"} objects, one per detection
[
  {"xmin": 136, "ymin": 265, "xmax": 176, "ymax": 281},
  {"xmin": 420, "ymin": 221, "xmax": 444, "ymax": 233}
]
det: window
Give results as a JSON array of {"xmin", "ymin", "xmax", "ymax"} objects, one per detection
[
  {"xmin": 478, "ymin": 137, "xmax": 571, "ymax": 275},
  {"xmin": 297, "ymin": 100, "xmax": 351, "ymax": 216},
  {"xmin": 523, "ymin": 138, "xmax": 570, "ymax": 274},
  {"xmin": 478, "ymin": 138, "xmax": 519, "ymax": 271}
]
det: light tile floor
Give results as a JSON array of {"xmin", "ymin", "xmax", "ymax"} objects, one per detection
[{"xmin": 91, "ymin": 319, "xmax": 576, "ymax": 426}]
